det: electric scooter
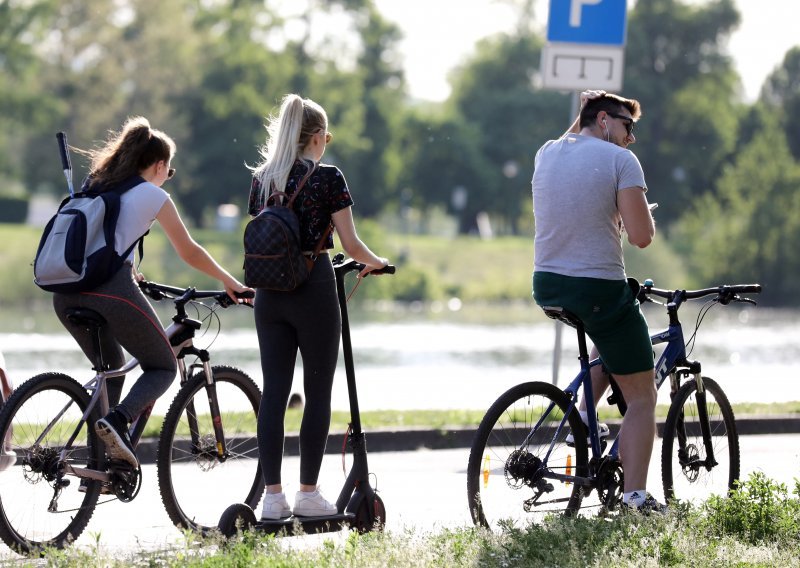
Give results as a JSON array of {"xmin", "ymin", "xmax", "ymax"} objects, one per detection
[{"xmin": 218, "ymin": 254, "xmax": 396, "ymax": 537}]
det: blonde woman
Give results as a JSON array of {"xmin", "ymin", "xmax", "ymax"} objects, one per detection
[{"xmin": 248, "ymin": 95, "xmax": 388, "ymax": 520}]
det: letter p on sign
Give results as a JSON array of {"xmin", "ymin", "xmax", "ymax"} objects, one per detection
[{"xmin": 570, "ymin": 0, "xmax": 603, "ymax": 27}]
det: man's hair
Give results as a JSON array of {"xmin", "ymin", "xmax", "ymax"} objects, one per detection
[{"xmin": 579, "ymin": 94, "xmax": 641, "ymax": 129}]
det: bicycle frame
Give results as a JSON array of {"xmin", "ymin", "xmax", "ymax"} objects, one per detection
[
  {"xmin": 42, "ymin": 288, "xmax": 240, "ymax": 488},
  {"xmin": 538, "ymin": 293, "xmax": 711, "ymax": 487}
]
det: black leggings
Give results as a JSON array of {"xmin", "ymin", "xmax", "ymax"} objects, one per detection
[
  {"xmin": 53, "ymin": 265, "xmax": 177, "ymax": 422},
  {"xmin": 254, "ymin": 254, "xmax": 341, "ymax": 486}
]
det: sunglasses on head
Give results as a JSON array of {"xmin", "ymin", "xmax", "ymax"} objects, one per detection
[{"xmin": 606, "ymin": 112, "xmax": 635, "ymax": 136}]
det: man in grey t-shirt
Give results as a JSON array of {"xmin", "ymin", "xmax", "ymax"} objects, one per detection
[{"xmin": 531, "ymin": 91, "xmax": 663, "ymax": 513}]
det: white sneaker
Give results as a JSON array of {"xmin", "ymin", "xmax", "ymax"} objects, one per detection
[
  {"xmin": 261, "ymin": 492, "xmax": 292, "ymax": 520},
  {"xmin": 566, "ymin": 420, "xmax": 610, "ymax": 444},
  {"xmin": 293, "ymin": 489, "xmax": 337, "ymax": 517}
]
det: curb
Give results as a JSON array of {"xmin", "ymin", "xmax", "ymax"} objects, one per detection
[{"xmin": 133, "ymin": 416, "xmax": 800, "ymax": 465}]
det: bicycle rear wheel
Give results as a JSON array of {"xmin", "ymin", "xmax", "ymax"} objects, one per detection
[
  {"xmin": 157, "ymin": 365, "xmax": 263, "ymax": 533},
  {"xmin": 661, "ymin": 376, "xmax": 739, "ymax": 505},
  {"xmin": 467, "ymin": 381, "xmax": 587, "ymax": 529},
  {"xmin": 0, "ymin": 373, "xmax": 102, "ymax": 554}
]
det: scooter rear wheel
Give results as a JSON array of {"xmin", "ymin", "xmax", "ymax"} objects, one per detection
[
  {"xmin": 354, "ymin": 494, "xmax": 386, "ymax": 533},
  {"xmin": 218, "ymin": 503, "xmax": 257, "ymax": 538}
]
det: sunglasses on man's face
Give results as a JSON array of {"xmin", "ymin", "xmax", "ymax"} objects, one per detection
[
  {"xmin": 606, "ymin": 112, "xmax": 635, "ymax": 136},
  {"xmin": 167, "ymin": 168, "xmax": 176, "ymax": 179}
]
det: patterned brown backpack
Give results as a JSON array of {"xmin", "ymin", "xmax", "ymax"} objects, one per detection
[{"xmin": 243, "ymin": 172, "xmax": 331, "ymax": 291}]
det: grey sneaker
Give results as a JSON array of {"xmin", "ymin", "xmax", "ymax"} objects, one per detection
[
  {"xmin": 261, "ymin": 492, "xmax": 292, "ymax": 520},
  {"xmin": 293, "ymin": 489, "xmax": 337, "ymax": 517},
  {"xmin": 622, "ymin": 493, "xmax": 667, "ymax": 515},
  {"xmin": 95, "ymin": 411, "xmax": 138, "ymax": 468},
  {"xmin": 566, "ymin": 420, "xmax": 610, "ymax": 444}
]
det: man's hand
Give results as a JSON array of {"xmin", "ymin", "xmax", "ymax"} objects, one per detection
[{"xmin": 580, "ymin": 89, "xmax": 606, "ymax": 109}]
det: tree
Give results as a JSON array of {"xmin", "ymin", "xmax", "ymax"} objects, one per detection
[
  {"xmin": 392, "ymin": 111, "xmax": 494, "ymax": 233},
  {"xmin": 448, "ymin": 31, "xmax": 568, "ymax": 234},
  {"xmin": 673, "ymin": 111, "xmax": 800, "ymax": 304},
  {"xmin": 760, "ymin": 46, "xmax": 800, "ymax": 160},
  {"xmin": 623, "ymin": 0, "xmax": 741, "ymax": 226}
]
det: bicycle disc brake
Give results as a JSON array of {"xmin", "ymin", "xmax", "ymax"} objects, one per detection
[
  {"xmin": 192, "ymin": 434, "xmax": 223, "ymax": 471},
  {"xmin": 596, "ymin": 457, "xmax": 624, "ymax": 514},
  {"xmin": 110, "ymin": 463, "xmax": 142, "ymax": 502},
  {"xmin": 679, "ymin": 445, "xmax": 701, "ymax": 482}
]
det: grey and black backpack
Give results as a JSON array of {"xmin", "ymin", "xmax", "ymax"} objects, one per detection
[{"xmin": 33, "ymin": 175, "xmax": 146, "ymax": 293}]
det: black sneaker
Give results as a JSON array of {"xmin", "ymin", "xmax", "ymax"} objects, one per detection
[
  {"xmin": 622, "ymin": 492, "xmax": 667, "ymax": 515},
  {"xmin": 95, "ymin": 411, "xmax": 138, "ymax": 468}
]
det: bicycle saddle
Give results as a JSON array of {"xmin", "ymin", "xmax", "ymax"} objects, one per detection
[
  {"xmin": 541, "ymin": 306, "xmax": 582, "ymax": 329},
  {"xmin": 65, "ymin": 308, "xmax": 107, "ymax": 329}
]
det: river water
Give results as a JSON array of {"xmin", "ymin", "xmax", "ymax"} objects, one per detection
[{"xmin": 0, "ymin": 301, "xmax": 797, "ymax": 416}]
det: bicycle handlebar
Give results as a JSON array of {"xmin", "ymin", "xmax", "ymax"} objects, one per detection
[
  {"xmin": 138, "ymin": 281, "xmax": 254, "ymax": 308},
  {"xmin": 640, "ymin": 280, "xmax": 761, "ymax": 306}
]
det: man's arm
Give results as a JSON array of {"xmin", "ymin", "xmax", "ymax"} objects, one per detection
[{"xmin": 618, "ymin": 187, "xmax": 655, "ymax": 248}]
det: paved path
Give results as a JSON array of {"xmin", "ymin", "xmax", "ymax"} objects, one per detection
[{"xmin": 1, "ymin": 434, "xmax": 798, "ymax": 558}]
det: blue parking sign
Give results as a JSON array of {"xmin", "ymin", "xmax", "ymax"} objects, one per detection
[{"xmin": 547, "ymin": 0, "xmax": 627, "ymax": 46}]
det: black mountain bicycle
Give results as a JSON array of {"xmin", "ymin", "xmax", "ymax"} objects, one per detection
[{"xmin": 468, "ymin": 279, "xmax": 761, "ymax": 528}]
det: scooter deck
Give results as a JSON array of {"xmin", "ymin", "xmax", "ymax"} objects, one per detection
[{"xmin": 256, "ymin": 512, "xmax": 356, "ymax": 535}]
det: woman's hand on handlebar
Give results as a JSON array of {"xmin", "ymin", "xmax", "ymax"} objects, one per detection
[
  {"xmin": 359, "ymin": 257, "xmax": 390, "ymax": 279},
  {"xmin": 224, "ymin": 278, "xmax": 255, "ymax": 305}
]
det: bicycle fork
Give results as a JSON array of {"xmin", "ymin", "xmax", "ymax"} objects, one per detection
[
  {"xmin": 177, "ymin": 348, "xmax": 229, "ymax": 462},
  {"xmin": 672, "ymin": 370, "xmax": 717, "ymax": 472}
]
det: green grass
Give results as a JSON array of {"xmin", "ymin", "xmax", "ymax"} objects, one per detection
[
  {"xmin": 7, "ymin": 472, "xmax": 800, "ymax": 566},
  {"xmin": 0, "ymin": 221, "xmax": 690, "ymax": 306},
  {"xmin": 131, "ymin": 402, "xmax": 799, "ymax": 439}
]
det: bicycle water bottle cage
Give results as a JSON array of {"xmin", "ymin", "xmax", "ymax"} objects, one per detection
[{"xmin": 542, "ymin": 306, "xmax": 582, "ymax": 329}]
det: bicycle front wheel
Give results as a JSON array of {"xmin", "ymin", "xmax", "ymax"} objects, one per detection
[
  {"xmin": 661, "ymin": 376, "xmax": 739, "ymax": 505},
  {"xmin": 157, "ymin": 365, "xmax": 263, "ymax": 533},
  {"xmin": 0, "ymin": 373, "xmax": 103, "ymax": 554},
  {"xmin": 467, "ymin": 381, "xmax": 587, "ymax": 529}
]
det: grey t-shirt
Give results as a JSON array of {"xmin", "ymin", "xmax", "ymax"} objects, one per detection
[{"xmin": 532, "ymin": 134, "xmax": 647, "ymax": 280}]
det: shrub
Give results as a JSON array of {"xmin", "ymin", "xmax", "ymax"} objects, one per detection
[
  {"xmin": 0, "ymin": 195, "xmax": 29, "ymax": 223},
  {"xmin": 700, "ymin": 471, "xmax": 800, "ymax": 544}
]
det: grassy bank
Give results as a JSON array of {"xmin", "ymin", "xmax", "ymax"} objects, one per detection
[
  {"xmin": 8, "ymin": 472, "xmax": 800, "ymax": 566},
  {"xmin": 138, "ymin": 403, "xmax": 800, "ymax": 438},
  {"xmin": 0, "ymin": 221, "xmax": 688, "ymax": 307}
]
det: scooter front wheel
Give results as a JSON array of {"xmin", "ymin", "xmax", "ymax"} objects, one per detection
[
  {"xmin": 354, "ymin": 494, "xmax": 386, "ymax": 533},
  {"xmin": 218, "ymin": 503, "xmax": 257, "ymax": 538}
]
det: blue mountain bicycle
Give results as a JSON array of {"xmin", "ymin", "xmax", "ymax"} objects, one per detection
[{"xmin": 467, "ymin": 279, "xmax": 761, "ymax": 528}]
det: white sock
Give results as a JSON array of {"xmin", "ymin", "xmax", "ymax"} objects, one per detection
[
  {"xmin": 623, "ymin": 490, "xmax": 646, "ymax": 507},
  {"xmin": 578, "ymin": 410, "xmax": 590, "ymax": 424}
]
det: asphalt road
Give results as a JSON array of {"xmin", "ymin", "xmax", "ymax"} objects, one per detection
[{"xmin": 0, "ymin": 434, "xmax": 798, "ymax": 559}]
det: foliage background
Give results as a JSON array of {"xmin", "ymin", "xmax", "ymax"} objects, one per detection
[{"xmin": 1, "ymin": 0, "xmax": 799, "ymax": 305}]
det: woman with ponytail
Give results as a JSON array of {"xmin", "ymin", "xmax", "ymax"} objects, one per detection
[
  {"xmin": 54, "ymin": 116, "xmax": 252, "ymax": 469},
  {"xmin": 248, "ymin": 95, "xmax": 389, "ymax": 520}
]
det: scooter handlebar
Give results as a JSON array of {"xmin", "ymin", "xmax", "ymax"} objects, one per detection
[{"xmin": 332, "ymin": 254, "xmax": 396, "ymax": 276}]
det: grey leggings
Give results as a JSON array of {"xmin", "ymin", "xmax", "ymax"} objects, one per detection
[
  {"xmin": 254, "ymin": 254, "xmax": 341, "ymax": 486},
  {"xmin": 53, "ymin": 265, "xmax": 177, "ymax": 422}
]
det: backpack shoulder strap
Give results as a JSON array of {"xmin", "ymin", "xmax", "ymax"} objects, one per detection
[{"xmin": 285, "ymin": 166, "xmax": 316, "ymax": 208}]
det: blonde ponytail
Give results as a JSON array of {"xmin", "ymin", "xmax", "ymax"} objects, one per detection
[{"xmin": 250, "ymin": 94, "xmax": 328, "ymax": 208}]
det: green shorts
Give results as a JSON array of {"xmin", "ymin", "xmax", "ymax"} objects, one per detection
[{"xmin": 533, "ymin": 271, "xmax": 654, "ymax": 375}]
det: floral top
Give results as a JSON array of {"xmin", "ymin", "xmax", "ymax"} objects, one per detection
[{"xmin": 248, "ymin": 161, "xmax": 354, "ymax": 251}]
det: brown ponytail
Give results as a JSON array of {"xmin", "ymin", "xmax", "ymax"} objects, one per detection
[{"xmin": 77, "ymin": 116, "xmax": 176, "ymax": 190}]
